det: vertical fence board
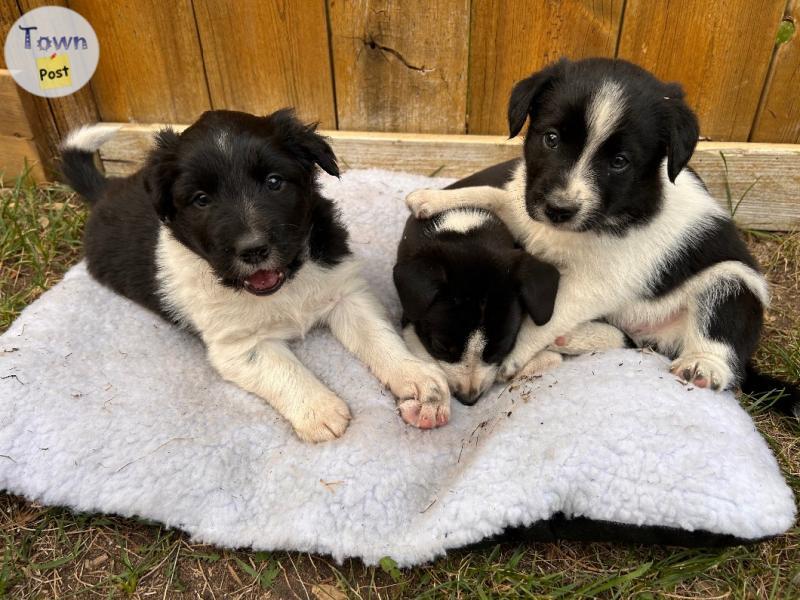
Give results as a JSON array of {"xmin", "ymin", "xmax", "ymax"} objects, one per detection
[
  {"xmin": 194, "ymin": 0, "xmax": 335, "ymax": 128},
  {"xmin": 19, "ymin": 0, "xmax": 99, "ymax": 168},
  {"xmin": 0, "ymin": 1, "xmax": 97, "ymax": 173},
  {"xmin": 752, "ymin": 1, "xmax": 799, "ymax": 143},
  {"xmin": 0, "ymin": 1, "xmax": 20, "ymax": 69},
  {"xmin": 617, "ymin": 0, "xmax": 786, "ymax": 142},
  {"xmin": 467, "ymin": 0, "xmax": 623, "ymax": 135},
  {"xmin": 70, "ymin": 0, "xmax": 210, "ymax": 123},
  {"xmin": 0, "ymin": 70, "xmax": 46, "ymax": 181},
  {"xmin": 329, "ymin": 0, "xmax": 470, "ymax": 134}
]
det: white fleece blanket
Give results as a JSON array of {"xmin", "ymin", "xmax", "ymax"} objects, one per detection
[{"xmin": 0, "ymin": 170, "xmax": 795, "ymax": 566}]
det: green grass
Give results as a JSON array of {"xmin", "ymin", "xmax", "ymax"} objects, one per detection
[
  {"xmin": 1, "ymin": 173, "xmax": 799, "ymax": 598},
  {"xmin": 0, "ymin": 173, "xmax": 87, "ymax": 331}
]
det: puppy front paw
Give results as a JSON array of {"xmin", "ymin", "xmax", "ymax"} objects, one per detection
[
  {"xmin": 290, "ymin": 393, "xmax": 352, "ymax": 443},
  {"xmin": 497, "ymin": 354, "xmax": 524, "ymax": 383},
  {"xmin": 390, "ymin": 360, "xmax": 450, "ymax": 429},
  {"xmin": 550, "ymin": 322, "xmax": 628, "ymax": 355},
  {"xmin": 499, "ymin": 349, "xmax": 563, "ymax": 383},
  {"xmin": 406, "ymin": 189, "xmax": 445, "ymax": 219},
  {"xmin": 670, "ymin": 353, "xmax": 733, "ymax": 391},
  {"xmin": 518, "ymin": 350, "xmax": 563, "ymax": 378}
]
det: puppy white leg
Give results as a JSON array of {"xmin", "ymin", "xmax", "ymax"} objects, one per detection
[
  {"xmin": 406, "ymin": 186, "xmax": 509, "ymax": 219},
  {"xmin": 498, "ymin": 275, "xmax": 607, "ymax": 381},
  {"xmin": 517, "ymin": 350, "xmax": 563, "ymax": 378},
  {"xmin": 550, "ymin": 321, "xmax": 628, "ymax": 356},
  {"xmin": 207, "ymin": 340, "xmax": 350, "ymax": 443},
  {"xmin": 498, "ymin": 317, "xmax": 561, "ymax": 382},
  {"xmin": 327, "ymin": 284, "xmax": 451, "ymax": 429}
]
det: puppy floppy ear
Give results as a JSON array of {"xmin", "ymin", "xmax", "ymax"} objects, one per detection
[
  {"xmin": 269, "ymin": 108, "xmax": 339, "ymax": 177},
  {"xmin": 143, "ymin": 128, "xmax": 181, "ymax": 223},
  {"xmin": 514, "ymin": 253, "xmax": 560, "ymax": 326},
  {"xmin": 393, "ymin": 257, "xmax": 447, "ymax": 321},
  {"xmin": 663, "ymin": 83, "xmax": 699, "ymax": 183},
  {"xmin": 508, "ymin": 59, "xmax": 566, "ymax": 138}
]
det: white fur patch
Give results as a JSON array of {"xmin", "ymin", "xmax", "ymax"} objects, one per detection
[
  {"xmin": 434, "ymin": 209, "xmax": 491, "ymax": 235},
  {"xmin": 216, "ymin": 130, "xmax": 231, "ymax": 154},
  {"xmin": 155, "ymin": 227, "xmax": 449, "ymax": 438},
  {"xmin": 61, "ymin": 123, "xmax": 121, "ymax": 153},
  {"xmin": 557, "ymin": 80, "xmax": 627, "ymax": 224}
]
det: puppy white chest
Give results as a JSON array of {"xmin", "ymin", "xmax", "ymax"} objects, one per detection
[{"xmin": 154, "ymin": 228, "xmax": 356, "ymax": 345}]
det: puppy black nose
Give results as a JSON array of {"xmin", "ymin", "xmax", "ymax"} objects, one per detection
[
  {"xmin": 545, "ymin": 203, "xmax": 577, "ymax": 223},
  {"xmin": 238, "ymin": 244, "xmax": 271, "ymax": 265},
  {"xmin": 455, "ymin": 388, "xmax": 482, "ymax": 406}
]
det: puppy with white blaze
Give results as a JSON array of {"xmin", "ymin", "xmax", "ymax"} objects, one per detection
[
  {"xmin": 406, "ymin": 58, "xmax": 799, "ymax": 413},
  {"xmin": 60, "ymin": 109, "xmax": 451, "ymax": 442}
]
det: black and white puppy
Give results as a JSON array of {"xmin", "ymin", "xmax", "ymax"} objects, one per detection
[
  {"xmin": 406, "ymin": 58, "xmax": 775, "ymax": 397},
  {"xmin": 395, "ymin": 161, "xmax": 628, "ymax": 405},
  {"xmin": 61, "ymin": 109, "xmax": 450, "ymax": 442}
]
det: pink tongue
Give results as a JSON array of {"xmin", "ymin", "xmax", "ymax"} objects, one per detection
[{"xmin": 246, "ymin": 269, "xmax": 281, "ymax": 291}]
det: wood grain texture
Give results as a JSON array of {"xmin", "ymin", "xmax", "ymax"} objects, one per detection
[
  {"xmin": 617, "ymin": 0, "xmax": 786, "ymax": 142},
  {"xmin": 0, "ymin": 70, "xmax": 34, "ymax": 138},
  {"xmin": 468, "ymin": 0, "xmax": 623, "ymax": 135},
  {"xmin": 98, "ymin": 125, "xmax": 520, "ymax": 178},
  {"xmin": 0, "ymin": 0, "xmax": 21, "ymax": 70},
  {"xmin": 0, "ymin": 69, "xmax": 48, "ymax": 181},
  {"xmin": 0, "ymin": 135, "xmax": 46, "ymax": 182},
  {"xmin": 692, "ymin": 142, "xmax": 800, "ymax": 230},
  {"xmin": 194, "ymin": 0, "xmax": 335, "ymax": 127},
  {"xmin": 94, "ymin": 123, "xmax": 800, "ymax": 231},
  {"xmin": 17, "ymin": 0, "xmax": 100, "ymax": 168},
  {"xmin": 329, "ymin": 0, "xmax": 470, "ymax": 133},
  {"xmin": 751, "ymin": 1, "xmax": 800, "ymax": 143},
  {"xmin": 69, "ymin": 0, "xmax": 210, "ymax": 123}
]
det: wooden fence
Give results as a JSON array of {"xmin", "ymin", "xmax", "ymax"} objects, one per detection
[{"xmin": 1, "ymin": 0, "xmax": 799, "ymax": 228}]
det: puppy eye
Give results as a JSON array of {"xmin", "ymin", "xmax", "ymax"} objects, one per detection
[
  {"xmin": 191, "ymin": 192, "xmax": 210, "ymax": 208},
  {"xmin": 611, "ymin": 154, "xmax": 630, "ymax": 171},
  {"xmin": 543, "ymin": 130, "xmax": 560, "ymax": 149},
  {"xmin": 266, "ymin": 174, "xmax": 284, "ymax": 191}
]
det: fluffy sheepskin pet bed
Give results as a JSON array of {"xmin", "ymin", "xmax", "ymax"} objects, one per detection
[{"xmin": 0, "ymin": 169, "xmax": 795, "ymax": 566}]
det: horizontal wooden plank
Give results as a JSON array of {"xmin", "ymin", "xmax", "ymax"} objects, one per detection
[
  {"xmin": 0, "ymin": 135, "xmax": 46, "ymax": 183},
  {"xmin": 95, "ymin": 124, "xmax": 800, "ymax": 231}
]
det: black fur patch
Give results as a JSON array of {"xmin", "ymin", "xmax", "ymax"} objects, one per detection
[
  {"xmin": 443, "ymin": 159, "xmax": 520, "ymax": 191},
  {"xmin": 647, "ymin": 214, "xmax": 759, "ymax": 299},
  {"xmin": 395, "ymin": 207, "xmax": 558, "ymax": 369},
  {"xmin": 703, "ymin": 285, "xmax": 764, "ymax": 384}
]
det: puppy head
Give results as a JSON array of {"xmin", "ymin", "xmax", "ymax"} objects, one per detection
[
  {"xmin": 394, "ymin": 250, "xmax": 558, "ymax": 405},
  {"xmin": 508, "ymin": 58, "xmax": 699, "ymax": 234},
  {"xmin": 144, "ymin": 109, "xmax": 338, "ymax": 295}
]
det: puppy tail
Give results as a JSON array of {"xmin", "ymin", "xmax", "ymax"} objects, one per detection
[
  {"xmin": 59, "ymin": 124, "xmax": 121, "ymax": 205},
  {"xmin": 741, "ymin": 363, "xmax": 800, "ymax": 419}
]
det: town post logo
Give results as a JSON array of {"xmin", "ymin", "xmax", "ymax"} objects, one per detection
[{"xmin": 4, "ymin": 6, "xmax": 99, "ymax": 98}]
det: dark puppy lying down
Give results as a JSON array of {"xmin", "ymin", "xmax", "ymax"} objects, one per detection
[
  {"xmin": 60, "ymin": 109, "xmax": 451, "ymax": 442},
  {"xmin": 396, "ymin": 161, "xmax": 628, "ymax": 404}
]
